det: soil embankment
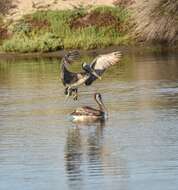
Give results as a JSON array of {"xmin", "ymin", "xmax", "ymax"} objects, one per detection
[{"xmin": 0, "ymin": 0, "xmax": 178, "ymax": 54}]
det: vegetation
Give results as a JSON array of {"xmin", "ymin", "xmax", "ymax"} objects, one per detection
[
  {"xmin": 1, "ymin": 6, "xmax": 131, "ymax": 52},
  {"xmin": 0, "ymin": 16, "xmax": 9, "ymax": 45},
  {"xmin": 2, "ymin": 32, "xmax": 63, "ymax": 53},
  {"xmin": 132, "ymin": 0, "xmax": 178, "ymax": 44},
  {"xmin": 0, "ymin": 0, "xmax": 15, "ymax": 15},
  {"xmin": 1, "ymin": 1, "xmax": 178, "ymax": 53}
]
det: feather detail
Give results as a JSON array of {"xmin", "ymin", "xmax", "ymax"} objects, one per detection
[
  {"xmin": 91, "ymin": 51, "xmax": 122, "ymax": 71},
  {"xmin": 71, "ymin": 106, "xmax": 103, "ymax": 116},
  {"xmin": 84, "ymin": 51, "xmax": 122, "ymax": 85}
]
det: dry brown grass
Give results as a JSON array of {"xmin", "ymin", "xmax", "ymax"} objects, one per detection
[
  {"xmin": 131, "ymin": 0, "xmax": 178, "ymax": 44},
  {"xmin": 0, "ymin": 0, "xmax": 16, "ymax": 15},
  {"xmin": 70, "ymin": 11, "xmax": 118, "ymax": 29},
  {"xmin": 113, "ymin": 0, "xmax": 135, "ymax": 7}
]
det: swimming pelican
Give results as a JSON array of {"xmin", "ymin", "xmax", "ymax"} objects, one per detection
[{"xmin": 70, "ymin": 93, "xmax": 107, "ymax": 122}]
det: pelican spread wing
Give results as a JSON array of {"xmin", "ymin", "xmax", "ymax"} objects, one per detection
[
  {"xmin": 92, "ymin": 51, "xmax": 122, "ymax": 71},
  {"xmin": 85, "ymin": 51, "xmax": 122, "ymax": 85},
  {"xmin": 61, "ymin": 51, "xmax": 122, "ymax": 100}
]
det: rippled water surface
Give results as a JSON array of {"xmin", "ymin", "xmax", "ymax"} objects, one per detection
[{"xmin": 0, "ymin": 52, "xmax": 178, "ymax": 190}]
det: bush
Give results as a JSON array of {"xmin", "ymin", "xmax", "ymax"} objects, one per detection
[{"xmin": 2, "ymin": 32, "xmax": 63, "ymax": 52}]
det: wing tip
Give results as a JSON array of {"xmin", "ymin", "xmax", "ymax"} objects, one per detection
[
  {"xmin": 113, "ymin": 51, "xmax": 122, "ymax": 57},
  {"xmin": 63, "ymin": 50, "xmax": 80, "ymax": 63}
]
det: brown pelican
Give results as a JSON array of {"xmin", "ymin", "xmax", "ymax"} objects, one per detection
[
  {"xmin": 61, "ymin": 51, "xmax": 122, "ymax": 100},
  {"xmin": 60, "ymin": 51, "xmax": 83, "ymax": 100},
  {"xmin": 70, "ymin": 93, "xmax": 107, "ymax": 122}
]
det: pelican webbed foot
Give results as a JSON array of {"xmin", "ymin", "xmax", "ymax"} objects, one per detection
[
  {"xmin": 65, "ymin": 87, "xmax": 78, "ymax": 101},
  {"xmin": 64, "ymin": 87, "xmax": 71, "ymax": 101}
]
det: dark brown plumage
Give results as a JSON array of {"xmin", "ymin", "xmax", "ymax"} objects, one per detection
[
  {"xmin": 70, "ymin": 93, "xmax": 107, "ymax": 122},
  {"xmin": 60, "ymin": 51, "xmax": 122, "ymax": 100}
]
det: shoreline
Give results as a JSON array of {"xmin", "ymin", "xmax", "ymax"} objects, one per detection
[
  {"xmin": 1, "ymin": 2, "xmax": 177, "ymax": 55},
  {"xmin": 0, "ymin": 46, "xmax": 129, "ymax": 60},
  {"xmin": 0, "ymin": 45, "xmax": 177, "ymax": 60}
]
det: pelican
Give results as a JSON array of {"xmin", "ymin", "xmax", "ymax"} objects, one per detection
[
  {"xmin": 61, "ymin": 51, "xmax": 122, "ymax": 100},
  {"xmin": 70, "ymin": 93, "xmax": 107, "ymax": 122},
  {"xmin": 60, "ymin": 51, "xmax": 82, "ymax": 100}
]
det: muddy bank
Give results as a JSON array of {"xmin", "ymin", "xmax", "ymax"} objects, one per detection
[
  {"xmin": 0, "ymin": 46, "xmax": 123, "ymax": 60},
  {"xmin": 0, "ymin": 44, "xmax": 177, "ymax": 60}
]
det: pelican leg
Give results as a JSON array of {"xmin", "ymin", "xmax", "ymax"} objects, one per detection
[
  {"xmin": 65, "ymin": 92, "xmax": 70, "ymax": 101},
  {"xmin": 64, "ymin": 87, "xmax": 68, "ymax": 95},
  {"xmin": 73, "ymin": 88, "xmax": 78, "ymax": 101},
  {"xmin": 65, "ymin": 87, "xmax": 78, "ymax": 101},
  {"xmin": 65, "ymin": 87, "xmax": 72, "ymax": 101}
]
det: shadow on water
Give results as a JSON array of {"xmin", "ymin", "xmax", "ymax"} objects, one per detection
[
  {"xmin": 64, "ymin": 119, "xmax": 130, "ymax": 190},
  {"xmin": 65, "ymin": 120, "xmax": 105, "ymax": 183}
]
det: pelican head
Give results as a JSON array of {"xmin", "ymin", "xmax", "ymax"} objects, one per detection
[
  {"xmin": 94, "ymin": 93, "xmax": 108, "ymax": 118},
  {"xmin": 82, "ymin": 62, "xmax": 89, "ymax": 71},
  {"xmin": 94, "ymin": 93, "xmax": 103, "ymax": 105}
]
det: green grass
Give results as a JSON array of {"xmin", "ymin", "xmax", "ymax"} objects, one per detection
[
  {"xmin": 2, "ymin": 32, "xmax": 63, "ymax": 53},
  {"xmin": 1, "ymin": 6, "xmax": 132, "ymax": 53},
  {"xmin": 91, "ymin": 5, "xmax": 130, "ymax": 22}
]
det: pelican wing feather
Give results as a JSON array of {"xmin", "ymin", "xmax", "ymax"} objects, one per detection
[
  {"xmin": 85, "ymin": 51, "xmax": 122, "ymax": 85},
  {"xmin": 72, "ymin": 106, "xmax": 102, "ymax": 116},
  {"xmin": 91, "ymin": 51, "xmax": 122, "ymax": 73}
]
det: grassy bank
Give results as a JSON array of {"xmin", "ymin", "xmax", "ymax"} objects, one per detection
[{"xmin": 0, "ymin": 6, "xmax": 131, "ymax": 53}]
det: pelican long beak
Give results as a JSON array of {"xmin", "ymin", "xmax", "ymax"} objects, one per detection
[{"xmin": 91, "ymin": 70, "xmax": 102, "ymax": 80}]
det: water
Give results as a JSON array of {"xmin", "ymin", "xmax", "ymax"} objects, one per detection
[{"xmin": 0, "ymin": 52, "xmax": 178, "ymax": 190}]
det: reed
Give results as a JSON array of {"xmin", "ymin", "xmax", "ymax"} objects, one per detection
[{"xmin": 131, "ymin": 0, "xmax": 178, "ymax": 44}]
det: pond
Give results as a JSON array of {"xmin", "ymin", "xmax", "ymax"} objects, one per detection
[{"xmin": 0, "ymin": 51, "xmax": 178, "ymax": 190}]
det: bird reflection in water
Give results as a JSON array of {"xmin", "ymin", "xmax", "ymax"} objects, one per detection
[{"xmin": 64, "ymin": 120, "xmax": 105, "ymax": 189}]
